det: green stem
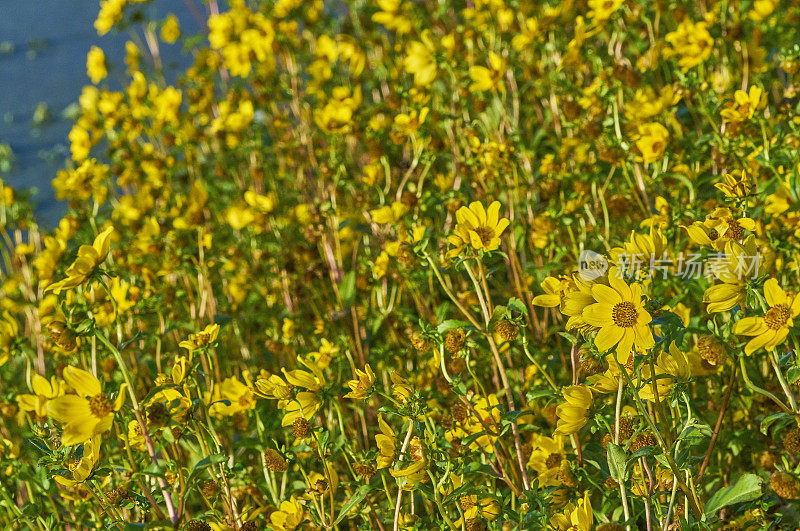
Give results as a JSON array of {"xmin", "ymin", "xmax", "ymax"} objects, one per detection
[
  {"xmin": 426, "ymin": 471, "xmax": 457, "ymax": 530},
  {"xmin": 615, "ymin": 359, "xmax": 703, "ymax": 521},
  {"xmin": 94, "ymin": 330, "xmax": 179, "ymax": 525},
  {"xmin": 739, "ymin": 355, "xmax": 791, "ymax": 413}
]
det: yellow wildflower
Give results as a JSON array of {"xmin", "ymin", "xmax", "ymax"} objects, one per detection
[
  {"xmin": 270, "ymin": 496, "xmax": 305, "ymax": 530},
  {"xmin": 55, "ymin": 436, "xmax": 102, "ymax": 487},
  {"xmin": 635, "ymin": 122, "xmax": 669, "ymax": 163},
  {"xmin": 734, "ymin": 279, "xmax": 800, "ymax": 355},
  {"xmin": 86, "ymin": 46, "xmax": 107, "ymax": 84},
  {"xmin": 555, "ymin": 385, "xmax": 593, "ymax": 436},
  {"xmin": 343, "ymin": 364, "xmax": 375, "ymax": 399},
  {"xmin": 582, "ymin": 269, "xmax": 655, "ymax": 362},
  {"xmin": 179, "ymin": 323, "xmax": 220, "ymax": 351},
  {"xmin": 448, "ymin": 201, "xmax": 510, "ymax": 257},
  {"xmin": 47, "ymin": 366, "xmax": 126, "ymax": 446},
  {"xmin": 16, "ymin": 374, "xmax": 65, "ymax": 418},
  {"xmin": 160, "ymin": 14, "xmax": 180, "ymax": 43},
  {"xmin": 469, "ymin": 52, "xmax": 506, "ymax": 93},
  {"xmin": 46, "ymin": 226, "xmax": 115, "ymax": 294}
]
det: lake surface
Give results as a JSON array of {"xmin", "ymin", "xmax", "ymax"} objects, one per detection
[{"xmin": 0, "ymin": 0, "xmax": 198, "ymax": 226}]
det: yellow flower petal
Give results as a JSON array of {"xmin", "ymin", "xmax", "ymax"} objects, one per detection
[
  {"xmin": 63, "ymin": 366, "xmax": 102, "ymax": 397},
  {"xmin": 763, "ymin": 278, "xmax": 787, "ymax": 307}
]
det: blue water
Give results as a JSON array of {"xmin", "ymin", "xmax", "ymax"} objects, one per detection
[{"xmin": 0, "ymin": 0, "xmax": 198, "ymax": 226}]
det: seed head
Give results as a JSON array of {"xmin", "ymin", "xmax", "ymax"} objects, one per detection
[
  {"xmin": 697, "ymin": 336, "xmax": 726, "ymax": 367},
  {"xmin": 494, "ymin": 320, "xmax": 518, "ymax": 342},
  {"xmin": 187, "ymin": 521, "xmax": 212, "ymax": 531},
  {"xmin": 264, "ymin": 449, "xmax": 287, "ymax": 472},
  {"xmin": 783, "ymin": 427, "xmax": 800, "ymax": 455},
  {"xmin": 444, "ymin": 328, "xmax": 466, "ymax": 354},
  {"xmin": 353, "ymin": 461, "xmax": 376, "ymax": 480},
  {"xmin": 411, "ymin": 335, "xmax": 430, "ymax": 352},
  {"xmin": 292, "ymin": 418, "xmax": 311, "ymax": 439},
  {"xmin": 630, "ymin": 433, "xmax": 657, "ymax": 452},
  {"xmin": 201, "ymin": 480, "xmax": 218, "ymax": 498},
  {"xmin": 771, "ymin": 471, "xmax": 800, "ymax": 499}
]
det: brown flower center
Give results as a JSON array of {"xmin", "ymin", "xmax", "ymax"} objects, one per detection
[
  {"xmin": 726, "ymin": 220, "xmax": 744, "ymax": 241},
  {"xmin": 612, "ymin": 301, "xmax": 638, "ymax": 328},
  {"xmin": 545, "ymin": 452, "xmax": 563, "ymax": 469},
  {"xmin": 473, "ymin": 226, "xmax": 493, "ymax": 245},
  {"xmin": 89, "ymin": 393, "xmax": 113, "ymax": 418},
  {"xmin": 238, "ymin": 391, "xmax": 253, "ymax": 407},
  {"xmin": 765, "ymin": 304, "xmax": 792, "ymax": 330},
  {"xmin": 459, "ymin": 495, "xmax": 476, "ymax": 511}
]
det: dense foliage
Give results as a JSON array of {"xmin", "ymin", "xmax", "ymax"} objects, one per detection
[{"xmin": 2, "ymin": 0, "xmax": 800, "ymax": 529}]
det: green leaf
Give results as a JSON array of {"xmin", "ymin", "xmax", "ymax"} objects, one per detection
[
  {"xmin": 142, "ymin": 462, "xmax": 166, "ymax": 479},
  {"xmin": 607, "ymin": 443, "xmax": 628, "ymax": 482},
  {"xmin": 507, "ymin": 297, "xmax": 528, "ymax": 317},
  {"xmin": 628, "ymin": 445, "xmax": 661, "ymax": 463},
  {"xmin": 704, "ymin": 473, "xmax": 762, "ymax": 516},
  {"xmin": 678, "ymin": 420, "xmax": 712, "ymax": 442},
  {"xmin": 436, "ymin": 320, "xmax": 471, "ymax": 334},
  {"xmin": 339, "ymin": 271, "xmax": 357, "ymax": 307},
  {"xmin": 188, "ymin": 453, "xmax": 227, "ymax": 481},
  {"xmin": 760, "ymin": 412, "xmax": 792, "ymax": 436},
  {"xmin": 27, "ymin": 438, "xmax": 51, "ymax": 455},
  {"xmin": 558, "ymin": 331, "xmax": 578, "ymax": 345},
  {"xmin": 333, "ymin": 484, "xmax": 373, "ymax": 525},
  {"xmin": 489, "ymin": 305, "xmax": 507, "ymax": 328}
]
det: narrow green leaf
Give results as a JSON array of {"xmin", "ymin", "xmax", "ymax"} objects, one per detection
[
  {"xmin": 334, "ymin": 484, "xmax": 373, "ymax": 525},
  {"xmin": 339, "ymin": 270, "xmax": 357, "ymax": 307}
]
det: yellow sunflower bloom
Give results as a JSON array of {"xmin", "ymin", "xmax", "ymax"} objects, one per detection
[
  {"xmin": 734, "ymin": 279, "xmax": 800, "ymax": 355},
  {"xmin": 683, "ymin": 207, "xmax": 756, "ymax": 250},
  {"xmin": 555, "ymin": 385, "xmax": 593, "ymax": 435},
  {"xmin": 179, "ymin": 323, "xmax": 220, "ymax": 351},
  {"xmin": 279, "ymin": 360, "xmax": 324, "ymax": 426},
  {"xmin": 532, "ymin": 276, "xmax": 574, "ymax": 308},
  {"xmin": 469, "ymin": 52, "xmax": 506, "ymax": 93},
  {"xmin": 209, "ymin": 376, "xmax": 256, "ymax": 417},
  {"xmin": 376, "ymin": 414, "xmax": 397, "ymax": 469},
  {"xmin": 270, "ymin": 495, "xmax": 305, "ymax": 531},
  {"xmin": 720, "ymin": 86, "xmax": 763, "ymax": 123},
  {"xmin": 526, "ymin": 434, "xmax": 566, "ymax": 486},
  {"xmin": 703, "ymin": 236, "xmax": 759, "ymax": 313},
  {"xmin": 343, "ymin": 364, "xmax": 375, "ymax": 399},
  {"xmin": 638, "ymin": 345, "xmax": 692, "ymax": 402},
  {"xmin": 48, "ymin": 366, "xmax": 126, "ymax": 446},
  {"xmin": 561, "ymin": 274, "xmax": 600, "ymax": 332},
  {"xmin": 635, "ymin": 122, "xmax": 669, "ymax": 163},
  {"xmin": 582, "ymin": 269, "xmax": 654, "ymax": 362},
  {"xmin": 46, "ymin": 226, "xmax": 115, "ymax": 294},
  {"xmin": 549, "ymin": 491, "xmax": 593, "ymax": 530},
  {"xmin": 390, "ymin": 435, "xmax": 427, "ymax": 490},
  {"xmin": 715, "ymin": 170, "xmax": 753, "ymax": 199},
  {"xmin": 587, "ymin": 0, "xmax": 623, "ymax": 21},
  {"xmin": 281, "ymin": 392, "xmax": 321, "ymax": 427},
  {"xmin": 448, "ymin": 200, "xmax": 510, "ymax": 257},
  {"xmin": 16, "ymin": 374, "xmax": 65, "ymax": 419},
  {"xmin": 55, "ymin": 436, "xmax": 101, "ymax": 487}
]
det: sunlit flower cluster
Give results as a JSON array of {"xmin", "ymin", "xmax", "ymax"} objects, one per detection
[{"xmin": 1, "ymin": 0, "xmax": 800, "ymax": 529}]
